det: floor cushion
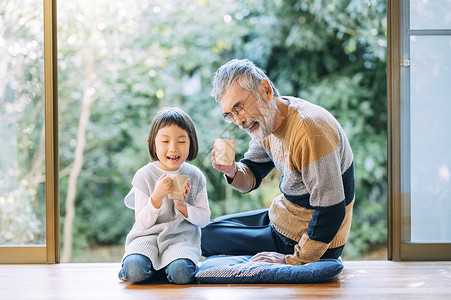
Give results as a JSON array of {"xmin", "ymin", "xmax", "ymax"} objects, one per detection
[{"xmin": 195, "ymin": 255, "xmax": 343, "ymax": 284}]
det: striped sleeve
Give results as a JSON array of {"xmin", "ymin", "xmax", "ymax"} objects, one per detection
[
  {"xmin": 226, "ymin": 139, "xmax": 274, "ymax": 193},
  {"xmin": 241, "ymin": 139, "xmax": 275, "ymax": 190},
  {"xmin": 286, "ymin": 117, "xmax": 349, "ymax": 263},
  {"xmin": 226, "ymin": 140, "xmax": 274, "ymax": 193}
]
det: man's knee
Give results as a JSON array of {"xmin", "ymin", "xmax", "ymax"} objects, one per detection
[{"xmin": 201, "ymin": 224, "xmax": 218, "ymax": 256}]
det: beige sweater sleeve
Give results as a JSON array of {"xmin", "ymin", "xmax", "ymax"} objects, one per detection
[
  {"xmin": 225, "ymin": 162, "xmax": 256, "ymax": 193},
  {"xmin": 285, "ymin": 234, "xmax": 330, "ymax": 265}
]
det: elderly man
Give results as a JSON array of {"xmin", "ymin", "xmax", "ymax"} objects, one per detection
[{"xmin": 201, "ymin": 59, "xmax": 355, "ymax": 265}]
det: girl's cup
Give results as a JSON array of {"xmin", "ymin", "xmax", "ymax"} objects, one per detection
[{"xmin": 167, "ymin": 174, "xmax": 189, "ymax": 200}]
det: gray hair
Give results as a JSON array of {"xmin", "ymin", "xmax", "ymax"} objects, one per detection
[{"xmin": 210, "ymin": 59, "xmax": 280, "ymax": 102}]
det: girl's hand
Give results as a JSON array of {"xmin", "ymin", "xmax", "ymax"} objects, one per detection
[
  {"xmin": 183, "ymin": 180, "xmax": 191, "ymax": 200},
  {"xmin": 211, "ymin": 148, "xmax": 237, "ymax": 179},
  {"xmin": 172, "ymin": 180, "xmax": 190, "ymax": 217},
  {"xmin": 151, "ymin": 173, "xmax": 174, "ymax": 208},
  {"xmin": 172, "ymin": 180, "xmax": 191, "ymax": 207}
]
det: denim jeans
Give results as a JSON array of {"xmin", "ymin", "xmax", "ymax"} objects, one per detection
[
  {"xmin": 118, "ymin": 254, "xmax": 196, "ymax": 284},
  {"xmin": 201, "ymin": 208, "xmax": 344, "ymax": 259},
  {"xmin": 201, "ymin": 208, "xmax": 296, "ymax": 256}
]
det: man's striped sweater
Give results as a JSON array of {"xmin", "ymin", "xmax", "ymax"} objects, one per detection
[{"xmin": 228, "ymin": 96, "xmax": 355, "ymax": 265}]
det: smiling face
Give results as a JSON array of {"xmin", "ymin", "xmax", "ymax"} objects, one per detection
[
  {"xmin": 220, "ymin": 82, "xmax": 276, "ymax": 141},
  {"xmin": 153, "ymin": 125, "xmax": 190, "ymax": 171}
]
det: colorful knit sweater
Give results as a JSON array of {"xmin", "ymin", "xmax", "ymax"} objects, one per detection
[
  {"xmin": 122, "ymin": 162, "xmax": 210, "ymax": 270},
  {"xmin": 228, "ymin": 97, "xmax": 355, "ymax": 265}
]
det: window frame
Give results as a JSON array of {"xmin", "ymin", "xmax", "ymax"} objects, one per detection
[
  {"xmin": 387, "ymin": 0, "xmax": 451, "ymax": 261},
  {"xmin": 0, "ymin": 0, "xmax": 59, "ymax": 264}
]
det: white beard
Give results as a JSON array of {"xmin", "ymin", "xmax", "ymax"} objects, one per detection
[{"xmin": 243, "ymin": 96, "xmax": 276, "ymax": 141}]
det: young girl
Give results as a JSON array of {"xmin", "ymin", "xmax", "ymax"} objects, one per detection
[{"xmin": 118, "ymin": 107, "xmax": 211, "ymax": 284}]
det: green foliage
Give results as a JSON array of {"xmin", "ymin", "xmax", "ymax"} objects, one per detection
[
  {"xmin": 0, "ymin": 0, "xmax": 46, "ymax": 245},
  {"xmin": 0, "ymin": 189, "xmax": 43, "ymax": 245},
  {"xmin": 57, "ymin": 0, "xmax": 387, "ymax": 260}
]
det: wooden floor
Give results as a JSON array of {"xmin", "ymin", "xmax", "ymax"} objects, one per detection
[{"xmin": 1, "ymin": 261, "xmax": 451, "ymax": 299}]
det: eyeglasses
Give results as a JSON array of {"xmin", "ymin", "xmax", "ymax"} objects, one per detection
[{"xmin": 222, "ymin": 91, "xmax": 252, "ymax": 123}]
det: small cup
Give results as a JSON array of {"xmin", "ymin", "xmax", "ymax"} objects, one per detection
[
  {"xmin": 214, "ymin": 139, "xmax": 237, "ymax": 165},
  {"xmin": 167, "ymin": 174, "xmax": 189, "ymax": 200}
]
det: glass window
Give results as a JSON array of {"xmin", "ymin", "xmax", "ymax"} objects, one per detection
[
  {"xmin": 408, "ymin": 35, "xmax": 451, "ymax": 241},
  {"xmin": 0, "ymin": 1, "xmax": 46, "ymax": 246},
  {"xmin": 410, "ymin": 0, "xmax": 451, "ymax": 30}
]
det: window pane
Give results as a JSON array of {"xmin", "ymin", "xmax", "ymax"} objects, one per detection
[
  {"xmin": 410, "ymin": 35, "xmax": 451, "ymax": 242},
  {"xmin": 410, "ymin": 0, "xmax": 451, "ymax": 30},
  {"xmin": 0, "ymin": 1, "xmax": 46, "ymax": 245}
]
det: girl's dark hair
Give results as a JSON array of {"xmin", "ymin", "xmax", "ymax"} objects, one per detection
[{"xmin": 147, "ymin": 107, "xmax": 198, "ymax": 161}]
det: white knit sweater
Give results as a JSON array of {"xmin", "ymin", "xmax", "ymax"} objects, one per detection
[{"xmin": 122, "ymin": 162, "xmax": 210, "ymax": 270}]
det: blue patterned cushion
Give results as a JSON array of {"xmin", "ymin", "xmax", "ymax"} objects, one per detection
[{"xmin": 195, "ymin": 255, "xmax": 343, "ymax": 284}]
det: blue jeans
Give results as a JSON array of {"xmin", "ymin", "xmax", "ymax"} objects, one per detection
[
  {"xmin": 118, "ymin": 254, "xmax": 197, "ymax": 284},
  {"xmin": 201, "ymin": 208, "xmax": 344, "ymax": 259}
]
